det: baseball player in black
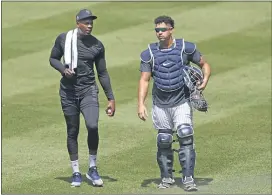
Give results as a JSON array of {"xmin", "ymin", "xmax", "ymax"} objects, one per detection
[{"xmin": 49, "ymin": 9, "xmax": 115, "ymax": 187}]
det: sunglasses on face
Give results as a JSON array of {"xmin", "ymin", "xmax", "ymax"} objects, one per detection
[{"xmin": 154, "ymin": 27, "xmax": 172, "ymax": 33}]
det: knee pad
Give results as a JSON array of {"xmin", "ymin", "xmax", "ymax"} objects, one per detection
[
  {"xmin": 177, "ymin": 123, "xmax": 194, "ymax": 146},
  {"xmin": 157, "ymin": 132, "xmax": 173, "ymax": 149}
]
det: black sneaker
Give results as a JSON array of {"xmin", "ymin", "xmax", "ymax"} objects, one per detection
[
  {"xmin": 86, "ymin": 166, "xmax": 103, "ymax": 186},
  {"xmin": 71, "ymin": 172, "xmax": 82, "ymax": 187}
]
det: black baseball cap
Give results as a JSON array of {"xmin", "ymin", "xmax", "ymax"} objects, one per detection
[{"xmin": 76, "ymin": 9, "xmax": 97, "ymax": 21}]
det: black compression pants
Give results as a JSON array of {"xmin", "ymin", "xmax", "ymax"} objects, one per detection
[{"xmin": 60, "ymin": 87, "xmax": 99, "ymax": 161}]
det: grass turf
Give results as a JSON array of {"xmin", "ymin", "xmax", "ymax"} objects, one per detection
[{"xmin": 2, "ymin": 2, "xmax": 271, "ymax": 194}]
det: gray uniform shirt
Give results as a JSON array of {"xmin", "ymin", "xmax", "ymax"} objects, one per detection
[{"xmin": 140, "ymin": 42, "xmax": 202, "ymax": 108}]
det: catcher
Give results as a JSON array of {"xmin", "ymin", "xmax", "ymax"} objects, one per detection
[{"xmin": 137, "ymin": 15, "xmax": 211, "ymax": 191}]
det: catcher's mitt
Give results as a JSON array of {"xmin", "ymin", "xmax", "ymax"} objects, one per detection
[
  {"xmin": 182, "ymin": 65, "xmax": 209, "ymax": 112},
  {"xmin": 190, "ymin": 89, "xmax": 208, "ymax": 112}
]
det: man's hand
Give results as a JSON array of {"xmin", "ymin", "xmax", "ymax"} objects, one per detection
[
  {"xmin": 63, "ymin": 68, "xmax": 75, "ymax": 78},
  {"xmin": 105, "ymin": 100, "xmax": 115, "ymax": 117},
  {"xmin": 197, "ymin": 79, "xmax": 208, "ymax": 91},
  {"xmin": 138, "ymin": 104, "xmax": 148, "ymax": 121}
]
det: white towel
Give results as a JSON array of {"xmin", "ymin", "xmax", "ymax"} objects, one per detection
[{"xmin": 64, "ymin": 28, "xmax": 78, "ymax": 70}]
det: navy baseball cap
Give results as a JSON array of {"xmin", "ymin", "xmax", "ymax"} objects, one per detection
[{"xmin": 76, "ymin": 9, "xmax": 97, "ymax": 21}]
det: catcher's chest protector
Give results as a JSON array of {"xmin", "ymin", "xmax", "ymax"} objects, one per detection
[{"xmin": 148, "ymin": 39, "xmax": 185, "ymax": 92}]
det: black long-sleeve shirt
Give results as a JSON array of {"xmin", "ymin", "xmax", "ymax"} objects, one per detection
[{"xmin": 49, "ymin": 32, "xmax": 114, "ymax": 100}]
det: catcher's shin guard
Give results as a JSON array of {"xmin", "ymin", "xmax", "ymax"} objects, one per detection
[
  {"xmin": 178, "ymin": 145, "xmax": 196, "ymax": 177},
  {"xmin": 157, "ymin": 130, "xmax": 174, "ymax": 178},
  {"xmin": 176, "ymin": 124, "xmax": 196, "ymax": 177}
]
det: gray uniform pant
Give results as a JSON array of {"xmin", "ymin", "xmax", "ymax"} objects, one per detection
[{"xmin": 152, "ymin": 101, "xmax": 193, "ymax": 131}]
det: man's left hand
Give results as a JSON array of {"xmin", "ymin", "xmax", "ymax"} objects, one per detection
[
  {"xmin": 106, "ymin": 100, "xmax": 115, "ymax": 117},
  {"xmin": 197, "ymin": 80, "xmax": 208, "ymax": 91}
]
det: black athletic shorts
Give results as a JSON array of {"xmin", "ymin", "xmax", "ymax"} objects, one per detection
[{"xmin": 59, "ymin": 85, "xmax": 99, "ymax": 116}]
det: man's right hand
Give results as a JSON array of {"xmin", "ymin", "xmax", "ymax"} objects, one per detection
[
  {"xmin": 138, "ymin": 104, "xmax": 148, "ymax": 121},
  {"xmin": 63, "ymin": 68, "xmax": 75, "ymax": 78}
]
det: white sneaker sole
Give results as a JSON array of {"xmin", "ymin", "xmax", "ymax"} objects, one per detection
[
  {"xmin": 86, "ymin": 173, "xmax": 103, "ymax": 186},
  {"xmin": 158, "ymin": 178, "xmax": 175, "ymax": 189},
  {"xmin": 71, "ymin": 181, "xmax": 81, "ymax": 187},
  {"xmin": 185, "ymin": 186, "xmax": 198, "ymax": 192}
]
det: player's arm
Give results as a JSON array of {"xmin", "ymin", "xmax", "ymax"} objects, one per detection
[
  {"xmin": 138, "ymin": 71, "xmax": 151, "ymax": 106},
  {"xmin": 138, "ymin": 50, "xmax": 152, "ymax": 121},
  {"xmin": 94, "ymin": 43, "xmax": 115, "ymax": 116},
  {"xmin": 197, "ymin": 56, "xmax": 211, "ymax": 90},
  {"xmin": 49, "ymin": 33, "xmax": 66, "ymax": 75},
  {"xmin": 94, "ymin": 44, "xmax": 115, "ymax": 101},
  {"xmin": 186, "ymin": 42, "xmax": 211, "ymax": 90}
]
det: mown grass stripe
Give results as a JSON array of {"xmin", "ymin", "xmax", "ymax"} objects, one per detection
[
  {"xmin": 2, "ymin": 58, "xmax": 270, "ymax": 191},
  {"xmin": 2, "ymin": 2, "xmax": 214, "ymax": 60},
  {"xmin": 1, "ymin": 2, "xmax": 100, "ymax": 28},
  {"xmin": 3, "ymin": 102, "xmax": 271, "ymax": 194},
  {"xmin": 2, "ymin": 20, "xmax": 271, "ymax": 139},
  {"xmin": 2, "ymin": 3, "xmax": 270, "ymax": 99},
  {"xmin": 2, "ymin": 2, "xmax": 271, "ymax": 194}
]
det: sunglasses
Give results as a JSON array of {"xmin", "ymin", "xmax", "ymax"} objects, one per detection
[{"xmin": 154, "ymin": 27, "xmax": 172, "ymax": 33}]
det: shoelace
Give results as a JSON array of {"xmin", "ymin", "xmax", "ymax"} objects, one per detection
[
  {"xmin": 90, "ymin": 169, "xmax": 100, "ymax": 178},
  {"xmin": 73, "ymin": 173, "xmax": 81, "ymax": 181},
  {"xmin": 183, "ymin": 177, "xmax": 194, "ymax": 184}
]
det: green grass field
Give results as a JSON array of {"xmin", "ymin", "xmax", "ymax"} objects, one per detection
[{"xmin": 2, "ymin": 2, "xmax": 271, "ymax": 194}]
